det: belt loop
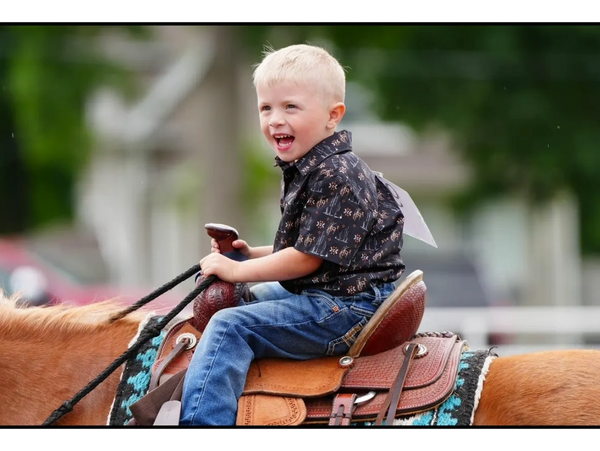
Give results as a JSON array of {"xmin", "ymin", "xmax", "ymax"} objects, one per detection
[{"xmin": 371, "ymin": 284, "xmax": 382, "ymax": 303}]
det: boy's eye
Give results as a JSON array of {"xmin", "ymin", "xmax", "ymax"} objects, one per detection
[
  {"xmin": 260, "ymin": 105, "xmax": 271, "ymax": 112},
  {"xmin": 286, "ymin": 104, "xmax": 297, "ymax": 109}
]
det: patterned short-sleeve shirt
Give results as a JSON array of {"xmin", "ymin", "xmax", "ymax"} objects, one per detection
[{"xmin": 273, "ymin": 130, "xmax": 405, "ymax": 296}]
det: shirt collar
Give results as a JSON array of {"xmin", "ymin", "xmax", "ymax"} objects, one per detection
[{"xmin": 274, "ymin": 130, "xmax": 353, "ymax": 176}]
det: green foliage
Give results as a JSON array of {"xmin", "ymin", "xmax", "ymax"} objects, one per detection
[
  {"xmin": 0, "ymin": 25, "xmax": 143, "ymax": 233},
  {"xmin": 240, "ymin": 25, "xmax": 600, "ymax": 254},
  {"xmin": 240, "ymin": 139, "xmax": 280, "ymax": 235}
]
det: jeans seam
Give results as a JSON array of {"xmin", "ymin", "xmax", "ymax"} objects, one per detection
[{"xmin": 186, "ymin": 320, "xmax": 232, "ymax": 425}]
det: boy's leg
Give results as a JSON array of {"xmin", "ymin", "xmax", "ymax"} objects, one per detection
[
  {"xmin": 247, "ymin": 281, "xmax": 293, "ymax": 302},
  {"xmin": 179, "ymin": 288, "xmax": 378, "ymax": 426}
]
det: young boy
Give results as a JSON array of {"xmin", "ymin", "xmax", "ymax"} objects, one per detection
[{"xmin": 180, "ymin": 44, "xmax": 405, "ymax": 426}]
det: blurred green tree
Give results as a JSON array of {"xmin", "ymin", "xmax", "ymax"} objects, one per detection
[
  {"xmin": 0, "ymin": 25, "xmax": 142, "ymax": 234},
  {"xmin": 240, "ymin": 25, "xmax": 600, "ymax": 254}
]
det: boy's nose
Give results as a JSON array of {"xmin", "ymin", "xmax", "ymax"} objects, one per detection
[{"xmin": 269, "ymin": 113, "xmax": 285, "ymax": 127}]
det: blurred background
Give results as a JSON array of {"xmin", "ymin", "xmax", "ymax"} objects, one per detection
[{"xmin": 1, "ymin": 24, "xmax": 600, "ymax": 353}]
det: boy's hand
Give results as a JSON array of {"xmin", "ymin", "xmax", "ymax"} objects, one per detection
[
  {"xmin": 211, "ymin": 238, "xmax": 252, "ymax": 258},
  {"xmin": 200, "ymin": 252, "xmax": 240, "ymax": 282}
]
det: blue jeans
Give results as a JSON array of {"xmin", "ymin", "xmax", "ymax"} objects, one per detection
[{"xmin": 179, "ymin": 281, "xmax": 395, "ymax": 426}]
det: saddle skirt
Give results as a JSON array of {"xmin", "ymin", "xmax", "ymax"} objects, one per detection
[{"xmin": 238, "ymin": 332, "xmax": 466, "ymax": 425}]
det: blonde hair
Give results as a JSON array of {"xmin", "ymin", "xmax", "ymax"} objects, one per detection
[{"xmin": 252, "ymin": 44, "xmax": 346, "ymax": 104}]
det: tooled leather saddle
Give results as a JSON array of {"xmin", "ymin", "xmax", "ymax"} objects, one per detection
[{"xmin": 129, "ymin": 269, "xmax": 466, "ymax": 426}]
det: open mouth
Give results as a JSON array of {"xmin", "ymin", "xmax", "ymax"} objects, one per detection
[{"xmin": 275, "ymin": 134, "xmax": 295, "ymax": 149}]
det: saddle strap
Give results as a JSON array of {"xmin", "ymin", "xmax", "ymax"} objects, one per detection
[
  {"xmin": 150, "ymin": 320, "xmax": 202, "ymax": 390},
  {"xmin": 149, "ymin": 340, "xmax": 188, "ymax": 392},
  {"xmin": 329, "ymin": 393, "xmax": 357, "ymax": 426},
  {"xmin": 375, "ymin": 342, "xmax": 418, "ymax": 426}
]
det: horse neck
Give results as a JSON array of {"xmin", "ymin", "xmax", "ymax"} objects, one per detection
[{"xmin": 0, "ymin": 311, "xmax": 142, "ymax": 426}]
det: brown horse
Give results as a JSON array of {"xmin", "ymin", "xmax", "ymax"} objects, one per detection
[{"xmin": 1, "ymin": 291, "xmax": 600, "ymax": 426}]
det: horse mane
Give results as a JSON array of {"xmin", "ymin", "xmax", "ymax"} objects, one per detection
[{"xmin": 0, "ymin": 290, "xmax": 147, "ymax": 337}]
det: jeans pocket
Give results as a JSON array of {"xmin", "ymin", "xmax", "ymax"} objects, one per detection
[
  {"xmin": 326, "ymin": 315, "xmax": 369, "ymax": 356},
  {"xmin": 339, "ymin": 284, "xmax": 395, "ymax": 319}
]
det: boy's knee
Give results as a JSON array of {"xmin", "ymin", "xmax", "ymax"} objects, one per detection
[{"xmin": 208, "ymin": 307, "xmax": 240, "ymax": 327}]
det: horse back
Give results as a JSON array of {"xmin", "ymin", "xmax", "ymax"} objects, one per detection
[{"xmin": 473, "ymin": 349, "xmax": 600, "ymax": 426}]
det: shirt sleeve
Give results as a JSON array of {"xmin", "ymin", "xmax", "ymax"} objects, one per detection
[{"xmin": 294, "ymin": 173, "xmax": 376, "ymax": 267}]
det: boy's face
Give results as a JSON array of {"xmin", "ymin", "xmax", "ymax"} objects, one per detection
[{"xmin": 256, "ymin": 81, "xmax": 344, "ymax": 163}]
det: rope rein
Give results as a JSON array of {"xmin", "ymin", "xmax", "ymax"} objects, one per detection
[
  {"xmin": 42, "ymin": 263, "xmax": 216, "ymax": 426},
  {"xmin": 107, "ymin": 263, "xmax": 202, "ymax": 323}
]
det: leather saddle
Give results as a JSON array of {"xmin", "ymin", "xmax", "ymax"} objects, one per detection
[{"xmin": 130, "ymin": 269, "xmax": 466, "ymax": 426}]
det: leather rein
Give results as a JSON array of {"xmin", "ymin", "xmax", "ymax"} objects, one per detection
[{"xmin": 42, "ymin": 263, "xmax": 214, "ymax": 426}]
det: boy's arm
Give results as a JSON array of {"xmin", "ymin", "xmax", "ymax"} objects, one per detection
[
  {"xmin": 236, "ymin": 247, "xmax": 321, "ymax": 282},
  {"xmin": 247, "ymin": 245, "xmax": 274, "ymax": 259},
  {"xmin": 200, "ymin": 247, "xmax": 322, "ymax": 283}
]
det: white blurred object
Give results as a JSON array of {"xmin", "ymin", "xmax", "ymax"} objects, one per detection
[
  {"xmin": 374, "ymin": 173, "xmax": 438, "ymax": 248},
  {"xmin": 9, "ymin": 266, "xmax": 49, "ymax": 305}
]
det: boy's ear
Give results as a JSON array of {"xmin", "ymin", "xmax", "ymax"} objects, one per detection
[{"xmin": 327, "ymin": 102, "xmax": 346, "ymax": 129}]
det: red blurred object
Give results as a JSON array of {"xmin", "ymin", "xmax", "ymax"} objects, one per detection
[{"xmin": 0, "ymin": 236, "xmax": 184, "ymax": 313}]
